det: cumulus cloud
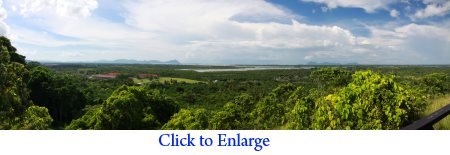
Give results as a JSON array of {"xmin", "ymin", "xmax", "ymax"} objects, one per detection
[
  {"xmin": 390, "ymin": 9, "xmax": 400, "ymax": 17},
  {"xmin": 120, "ymin": 0, "xmax": 361, "ymax": 63},
  {"xmin": 414, "ymin": 0, "xmax": 450, "ymax": 18},
  {"xmin": 122, "ymin": 0, "xmax": 356, "ymax": 47},
  {"xmin": 301, "ymin": 0, "xmax": 396, "ymax": 13},
  {"xmin": 0, "ymin": 0, "xmax": 8, "ymax": 36},
  {"xmin": 364, "ymin": 23, "xmax": 450, "ymax": 64},
  {"xmin": 3, "ymin": 0, "xmax": 450, "ymax": 64},
  {"xmin": 11, "ymin": 0, "xmax": 98, "ymax": 18},
  {"xmin": 185, "ymin": 20, "xmax": 357, "ymax": 49}
]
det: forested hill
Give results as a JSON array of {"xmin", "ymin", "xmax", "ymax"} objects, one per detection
[
  {"xmin": 1, "ymin": 36, "xmax": 449, "ymax": 130},
  {"xmin": 1, "ymin": 36, "xmax": 52, "ymax": 129}
]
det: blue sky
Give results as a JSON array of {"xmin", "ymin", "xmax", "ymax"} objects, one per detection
[{"xmin": 1, "ymin": 0, "xmax": 449, "ymax": 64}]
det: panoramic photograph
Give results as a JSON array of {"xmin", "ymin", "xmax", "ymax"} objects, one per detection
[{"xmin": 0, "ymin": 0, "xmax": 449, "ymax": 130}]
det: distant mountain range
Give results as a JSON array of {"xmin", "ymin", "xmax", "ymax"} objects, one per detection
[
  {"xmin": 36, "ymin": 59, "xmax": 181, "ymax": 65},
  {"xmin": 94, "ymin": 59, "xmax": 181, "ymax": 64},
  {"xmin": 307, "ymin": 61, "xmax": 358, "ymax": 65}
]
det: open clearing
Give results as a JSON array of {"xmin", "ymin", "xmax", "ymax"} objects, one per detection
[
  {"xmin": 158, "ymin": 77, "xmax": 202, "ymax": 84},
  {"xmin": 132, "ymin": 78, "xmax": 151, "ymax": 84}
]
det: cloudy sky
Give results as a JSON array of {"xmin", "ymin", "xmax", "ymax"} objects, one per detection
[{"xmin": 1, "ymin": 0, "xmax": 449, "ymax": 64}]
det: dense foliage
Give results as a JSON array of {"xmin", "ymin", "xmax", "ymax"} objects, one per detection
[
  {"xmin": 0, "ymin": 37, "xmax": 52, "ymax": 129},
  {"xmin": 295, "ymin": 71, "xmax": 425, "ymax": 129},
  {"xmin": 28, "ymin": 66, "xmax": 87, "ymax": 127},
  {"xmin": 209, "ymin": 94, "xmax": 255, "ymax": 130},
  {"xmin": 66, "ymin": 86, "xmax": 178, "ymax": 129},
  {"xmin": 162, "ymin": 108, "xmax": 209, "ymax": 130}
]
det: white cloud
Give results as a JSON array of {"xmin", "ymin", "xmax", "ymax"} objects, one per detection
[
  {"xmin": 0, "ymin": 1, "xmax": 5, "ymax": 20},
  {"xmin": 301, "ymin": 0, "xmax": 396, "ymax": 13},
  {"xmin": 186, "ymin": 20, "xmax": 357, "ymax": 49},
  {"xmin": 364, "ymin": 23, "xmax": 450, "ymax": 64},
  {"xmin": 423, "ymin": 0, "xmax": 448, "ymax": 4},
  {"xmin": 9, "ymin": 4, "xmax": 15, "ymax": 12},
  {"xmin": 8, "ymin": 0, "xmax": 358, "ymax": 63},
  {"xmin": 414, "ymin": 0, "xmax": 450, "ymax": 18},
  {"xmin": 0, "ymin": 0, "xmax": 8, "ymax": 36},
  {"xmin": 321, "ymin": 6, "xmax": 329, "ymax": 12},
  {"xmin": 125, "ymin": 2, "xmax": 351, "ymax": 43},
  {"xmin": 10, "ymin": 0, "xmax": 98, "ymax": 18},
  {"xmin": 119, "ymin": 0, "xmax": 361, "ymax": 63},
  {"xmin": 390, "ymin": 9, "xmax": 400, "ymax": 17},
  {"xmin": 4, "ymin": 0, "xmax": 450, "ymax": 64},
  {"xmin": 123, "ymin": 0, "xmax": 293, "ymax": 36},
  {"xmin": 8, "ymin": 25, "xmax": 86, "ymax": 47}
]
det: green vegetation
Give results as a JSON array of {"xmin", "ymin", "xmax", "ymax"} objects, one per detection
[
  {"xmin": 308, "ymin": 71, "xmax": 425, "ymax": 129},
  {"xmin": 132, "ymin": 77, "xmax": 202, "ymax": 85},
  {"xmin": 157, "ymin": 77, "xmax": 202, "ymax": 84},
  {"xmin": 66, "ymin": 86, "xmax": 178, "ymax": 129},
  {"xmin": 1, "ymin": 36, "xmax": 450, "ymax": 130},
  {"xmin": 133, "ymin": 78, "xmax": 151, "ymax": 84},
  {"xmin": 1, "ymin": 36, "xmax": 52, "ymax": 129},
  {"xmin": 162, "ymin": 108, "xmax": 209, "ymax": 130}
]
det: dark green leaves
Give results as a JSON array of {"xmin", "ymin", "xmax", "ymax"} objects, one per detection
[{"xmin": 67, "ymin": 85, "xmax": 179, "ymax": 129}]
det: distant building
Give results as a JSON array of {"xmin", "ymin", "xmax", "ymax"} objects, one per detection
[
  {"xmin": 138, "ymin": 74, "xmax": 159, "ymax": 79},
  {"xmin": 90, "ymin": 72, "xmax": 120, "ymax": 79},
  {"xmin": 108, "ymin": 72, "xmax": 121, "ymax": 76}
]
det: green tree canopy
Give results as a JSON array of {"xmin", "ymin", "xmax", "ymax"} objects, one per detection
[
  {"xmin": 162, "ymin": 108, "xmax": 209, "ymax": 130},
  {"xmin": 1, "ymin": 36, "xmax": 52, "ymax": 129},
  {"xmin": 310, "ymin": 67, "xmax": 352, "ymax": 89},
  {"xmin": 311, "ymin": 70, "xmax": 426, "ymax": 129},
  {"xmin": 28, "ymin": 67, "xmax": 87, "ymax": 128},
  {"xmin": 13, "ymin": 106, "xmax": 53, "ymax": 130},
  {"xmin": 422, "ymin": 73, "xmax": 449, "ymax": 94},
  {"xmin": 67, "ymin": 85, "xmax": 179, "ymax": 129},
  {"xmin": 209, "ymin": 94, "xmax": 255, "ymax": 130},
  {"xmin": 0, "ymin": 36, "xmax": 25, "ymax": 65},
  {"xmin": 252, "ymin": 83, "xmax": 296, "ymax": 129}
]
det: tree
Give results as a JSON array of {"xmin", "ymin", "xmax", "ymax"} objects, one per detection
[
  {"xmin": 285, "ymin": 87, "xmax": 315, "ymax": 129},
  {"xmin": 28, "ymin": 67, "xmax": 87, "ymax": 128},
  {"xmin": 422, "ymin": 73, "xmax": 449, "ymax": 94},
  {"xmin": 311, "ymin": 70, "xmax": 426, "ymax": 129},
  {"xmin": 67, "ymin": 85, "xmax": 179, "ymax": 129},
  {"xmin": 209, "ymin": 94, "xmax": 255, "ymax": 129},
  {"xmin": 162, "ymin": 108, "xmax": 209, "ymax": 130},
  {"xmin": 65, "ymin": 105, "xmax": 104, "ymax": 130},
  {"xmin": 28, "ymin": 66, "xmax": 53, "ymax": 109},
  {"xmin": 0, "ymin": 36, "xmax": 52, "ymax": 129},
  {"xmin": 252, "ymin": 84, "xmax": 296, "ymax": 129},
  {"xmin": 0, "ymin": 58, "xmax": 30, "ymax": 125},
  {"xmin": 310, "ymin": 67, "xmax": 352, "ymax": 89},
  {"xmin": 13, "ymin": 106, "xmax": 53, "ymax": 130},
  {"xmin": 0, "ymin": 36, "xmax": 25, "ymax": 65}
]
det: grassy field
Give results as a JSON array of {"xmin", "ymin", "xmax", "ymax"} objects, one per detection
[
  {"xmin": 422, "ymin": 95, "xmax": 450, "ymax": 130},
  {"xmin": 132, "ymin": 78, "xmax": 151, "ymax": 84},
  {"xmin": 132, "ymin": 77, "xmax": 202, "ymax": 84},
  {"xmin": 158, "ymin": 77, "xmax": 202, "ymax": 84}
]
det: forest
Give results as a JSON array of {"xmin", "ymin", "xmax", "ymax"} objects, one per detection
[{"xmin": 1, "ymin": 36, "xmax": 450, "ymax": 130}]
